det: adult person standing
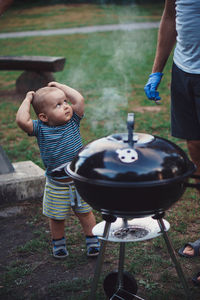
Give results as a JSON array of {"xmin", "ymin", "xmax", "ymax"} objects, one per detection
[{"xmin": 144, "ymin": 0, "xmax": 200, "ymax": 285}]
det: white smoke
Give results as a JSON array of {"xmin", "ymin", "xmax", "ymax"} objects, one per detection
[{"xmin": 89, "ymin": 87, "xmax": 128, "ymax": 132}]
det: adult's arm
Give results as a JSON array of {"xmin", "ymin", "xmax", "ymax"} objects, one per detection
[{"xmin": 152, "ymin": 0, "xmax": 177, "ymax": 73}]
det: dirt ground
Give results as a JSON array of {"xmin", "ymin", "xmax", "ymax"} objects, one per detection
[
  {"xmin": 1, "ymin": 200, "xmax": 200, "ymax": 300},
  {"xmin": 0, "ymin": 200, "xmax": 103, "ymax": 300}
]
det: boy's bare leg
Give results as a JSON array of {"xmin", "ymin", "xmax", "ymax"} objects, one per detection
[
  {"xmin": 75, "ymin": 211, "xmax": 99, "ymax": 256},
  {"xmin": 49, "ymin": 219, "xmax": 65, "ymax": 239},
  {"xmin": 75, "ymin": 211, "xmax": 96, "ymax": 235}
]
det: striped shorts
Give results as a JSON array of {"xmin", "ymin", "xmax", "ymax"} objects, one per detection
[{"xmin": 43, "ymin": 177, "xmax": 92, "ymax": 220}]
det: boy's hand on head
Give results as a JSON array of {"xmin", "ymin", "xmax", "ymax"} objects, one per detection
[
  {"xmin": 26, "ymin": 91, "xmax": 35, "ymax": 102},
  {"xmin": 48, "ymin": 81, "xmax": 56, "ymax": 87},
  {"xmin": 48, "ymin": 81, "xmax": 84, "ymax": 116},
  {"xmin": 48, "ymin": 81, "xmax": 61, "ymax": 88}
]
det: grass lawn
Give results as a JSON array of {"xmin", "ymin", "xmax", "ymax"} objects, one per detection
[
  {"xmin": 0, "ymin": 2, "xmax": 200, "ymax": 300},
  {"xmin": 0, "ymin": 1, "xmax": 163, "ymax": 33}
]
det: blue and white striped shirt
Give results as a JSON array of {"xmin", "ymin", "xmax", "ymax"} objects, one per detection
[{"xmin": 31, "ymin": 113, "xmax": 83, "ymax": 179}]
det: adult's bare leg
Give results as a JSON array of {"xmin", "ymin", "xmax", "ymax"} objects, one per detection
[
  {"xmin": 187, "ymin": 140, "xmax": 200, "ymax": 181},
  {"xmin": 182, "ymin": 140, "xmax": 200, "ymax": 260}
]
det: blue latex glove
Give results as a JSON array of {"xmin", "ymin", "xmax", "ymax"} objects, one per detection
[{"xmin": 144, "ymin": 72, "xmax": 163, "ymax": 101}]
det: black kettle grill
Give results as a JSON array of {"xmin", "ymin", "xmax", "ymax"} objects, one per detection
[
  {"xmin": 66, "ymin": 113, "xmax": 196, "ymax": 300},
  {"xmin": 66, "ymin": 114, "xmax": 196, "ymax": 218}
]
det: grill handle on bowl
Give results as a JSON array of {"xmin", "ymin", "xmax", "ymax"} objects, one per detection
[{"xmin": 127, "ymin": 113, "xmax": 134, "ymax": 147}]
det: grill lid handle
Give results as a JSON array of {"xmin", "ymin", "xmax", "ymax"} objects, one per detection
[{"xmin": 127, "ymin": 113, "xmax": 134, "ymax": 147}]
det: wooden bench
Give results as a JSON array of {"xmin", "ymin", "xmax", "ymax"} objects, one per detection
[{"xmin": 0, "ymin": 55, "xmax": 66, "ymax": 94}]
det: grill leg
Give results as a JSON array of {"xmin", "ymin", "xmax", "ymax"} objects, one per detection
[
  {"xmin": 89, "ymin": 218, "xmax": 113, "ymax": 300},
  {"xmin": 157, "ymin": 217, "xmax": 192, "ymax": 300},
  {"xmin": 117, "ymin": 242, "xmax": 126, "ymax": 289},
  {"xmin": 117, "ymin": 218, "xmax": 128, "ymax": 289}
]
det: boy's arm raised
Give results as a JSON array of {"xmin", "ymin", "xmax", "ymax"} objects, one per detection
[
  {"xmin": 16, "ymin": 91, "xmax": 34, "ymax": 134},
  {"xmin": 48, "ymin": 82, "xmax": 84, "ymax": 117}
]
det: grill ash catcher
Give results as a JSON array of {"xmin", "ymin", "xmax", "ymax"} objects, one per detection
[{"xmin": 66, "ymin": 113, "xmax": 196, "ymax": 300}]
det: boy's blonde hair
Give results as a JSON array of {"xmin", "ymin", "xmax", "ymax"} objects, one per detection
[{"xmin": 32, "ymin": 86, "xmax": 57, "ymax": 115}]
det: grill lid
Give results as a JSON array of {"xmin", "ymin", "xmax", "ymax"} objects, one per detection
[{"xmin": 69, "ymin": 131, "xmax": 192, "ymax": 184}]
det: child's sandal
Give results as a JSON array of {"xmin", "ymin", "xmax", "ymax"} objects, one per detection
[
  {"xmin": 52, "ymin": 237, "xmax": 68, "ymax": 259},
  {"xmin": 86, "ymin": 236, "xmax": 100, "ymax": 257}
]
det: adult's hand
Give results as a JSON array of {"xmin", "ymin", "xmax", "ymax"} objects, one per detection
[{"xmin": 144, "ymin": 72, "xmax": 163, "ymax": 101}]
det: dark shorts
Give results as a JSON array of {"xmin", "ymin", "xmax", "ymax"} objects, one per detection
[{"xmin": 171, "ymin": 63, "xmax": 200, "ymax": 140}]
